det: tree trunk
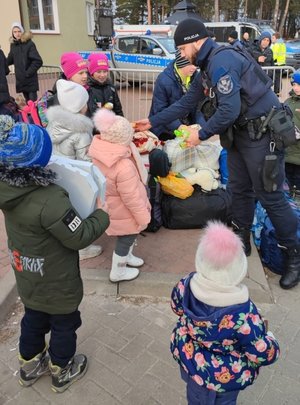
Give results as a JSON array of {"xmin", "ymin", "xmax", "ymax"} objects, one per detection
[
  {"xmin": 258, "ymin": 1, "xmax": 263, "ymax": 20},
  {"xmin": 279, "ymin": 0, "xmax": 290, "ymax": 36},
  {"xmin": 244, "ymin": 0, "xmax": 248, "ymax": 18},
  {"xmin": 273, "ymin": 0, "xmax": 280, "ymax": 30},
  {"xmin": 214, "ymin": 0, "xmax": 219, "ymax": 22},
  {"xmin": 147, "ymin": 0, "xmax": 152, "ymax": 24}
]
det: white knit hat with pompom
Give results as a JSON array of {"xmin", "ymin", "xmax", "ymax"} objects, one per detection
[{"xmin": 93, "ymin": 109, "xmax": 134, "ymax": 146}]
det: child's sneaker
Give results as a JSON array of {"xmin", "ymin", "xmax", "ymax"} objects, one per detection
[
  {"xmin": 50, "ymin": 354, "xmax": 88, "ymax": 393},
  {"xmin": 19, "ymin": 348, "xmax": 50, "ymax": 387}
]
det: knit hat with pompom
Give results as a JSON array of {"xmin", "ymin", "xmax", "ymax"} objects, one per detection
[
  {"xmin": 194, "ymin": 221, "xmax": 247, "ymax": 286},
  {"xmin": 0, "ymin": 115, "xmax": 52, "ymax": 167},
  {"xmin": 93, "ymin": 109, "xmax": 134, "ymax": 146}
]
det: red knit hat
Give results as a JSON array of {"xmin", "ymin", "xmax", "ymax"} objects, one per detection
[
  {"xmin": 60, "ymin": 52, "xmax": 88, "ymax": 80},
  {"xmin": 88, "ymin": 53, "xmax": 109, "ymax": 75}
]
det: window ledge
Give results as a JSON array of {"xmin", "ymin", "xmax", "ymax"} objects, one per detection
[{"xmin": 31, "ymin": 30, "xmax": 61, "ymax": 35}]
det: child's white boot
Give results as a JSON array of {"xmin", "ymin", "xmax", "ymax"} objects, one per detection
[
  {"xmin": 110, "ymin": 252, "xmax": 139, "ymax": 282},
  {"xmin": 127, "ymin": 244, "xmax": 144, "ymax": 267}
]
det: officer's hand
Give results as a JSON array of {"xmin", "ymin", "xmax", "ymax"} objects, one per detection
[
  {"xmin": 133, "ymin": 119, "xmax": 151, "ymax": 132},
  {"xmin": 186, "ymin": 126, "xmax": 201, "ymax": 146}
]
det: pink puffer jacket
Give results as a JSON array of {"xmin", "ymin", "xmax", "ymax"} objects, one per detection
[{"xmin": 89, "ymin": 136, "xmax": 151, "ymax": 236}]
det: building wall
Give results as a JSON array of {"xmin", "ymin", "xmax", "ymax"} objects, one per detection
[
  {"xmin": 19, "ymin": 0, "xmax": 96, "ymax": 66},
  {"xmin": 0, "ymin": 0, "xmax": 21, "ymax": 56}
]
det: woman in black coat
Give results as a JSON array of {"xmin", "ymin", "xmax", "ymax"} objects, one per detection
[
  {"xmin": 0, "ymin": 48, "xmax": 10, "ymax": 104},
  {"xmin": 7, "ymin": 22, "xmax": 43, "ymax": 102}
]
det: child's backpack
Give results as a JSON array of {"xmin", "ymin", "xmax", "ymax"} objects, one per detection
[
  {"xmin": 145, "ymin": 148, "xmax": 171, "ymax": 233},
  {"xmin": 145, "ymin": 175, "xmax": 163, "ymax": 232},
  {"xmin": 20, "ymin": 91, "xmax": 53, "ymax": 127}
]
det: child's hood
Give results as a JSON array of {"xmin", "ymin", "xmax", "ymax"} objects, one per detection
[
  {"xmin": 182, "ymin": 273, "xmax": 251, "ymax": 324},
  {"xmin": 46, "ymin": 106, "xmax": 93, "ymax": 143},
  {"xmin": 89, "ymin": 136, "xmax": 131, "ymax": 168},
  {"xmin": 0, "ymin": 165, "xmax": 56, "ymax": 210}
]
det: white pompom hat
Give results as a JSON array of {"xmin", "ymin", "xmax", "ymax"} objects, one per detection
[{"xmin": 195, "ymin": 221, "xmax": 247, "ymax": 286}]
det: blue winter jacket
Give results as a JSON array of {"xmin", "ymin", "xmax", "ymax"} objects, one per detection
[
  {"xmin": 149, "ymin": 61, "xmax": 204, "ymax": 138},
  {"xmin": 171, "ymin": 274, "xmax": 280, "ymax": 393}
]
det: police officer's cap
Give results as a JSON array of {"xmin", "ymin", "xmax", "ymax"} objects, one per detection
[{"xmin": 174, "ymin": 19, "xmax": 208, "ymax": 47}]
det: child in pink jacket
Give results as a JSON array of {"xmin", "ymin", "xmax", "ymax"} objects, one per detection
[{"xmin": 89, "ymin": 109, "xmax": 151, "ymax": 282}]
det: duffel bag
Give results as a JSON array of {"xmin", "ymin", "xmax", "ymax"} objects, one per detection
[{"xmin": 161, "ymin": 186, "xmax": 232, "ymax": 229}]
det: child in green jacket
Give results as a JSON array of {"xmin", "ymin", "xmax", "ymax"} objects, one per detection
[{"xmin": 0, "ymin": 115, "xmax": 109, "ymax": 393}]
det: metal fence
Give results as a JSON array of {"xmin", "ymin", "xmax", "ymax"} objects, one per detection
[
  {"xmin": 7, "ymin": 65, "xmax": 62, "ymax": 100},
  {"xmin": 7, "ymin": 64, "xmax": 295, "ymax": 122}
]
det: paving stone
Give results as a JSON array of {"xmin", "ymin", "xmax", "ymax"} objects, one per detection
[
  {"xmin": 119, "ymin": 333, "xmax": 154, "ymax": 360},
  {"xmin": 95, "ymin": 346, "xmax": 130, "ymax": 374},
  {"xmin": 121, "ymin": 352, "xmax": 158, "ymax": 384}
]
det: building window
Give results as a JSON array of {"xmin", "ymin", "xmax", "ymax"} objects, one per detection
[
  {"xmin": 27, "ymin": 0, "xmax": 60, "ymax": 33},
  {"xmin": 86, "ymin": 2, "xmax": 95, "ymax": 36}
]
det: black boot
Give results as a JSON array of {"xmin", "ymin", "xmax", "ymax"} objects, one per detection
[
  {"xmin": 279, "ymin": 245, "xmax": 300, "ymax": 289},
  {"xmin": 232, "ymin": 222, "xmax": 251, "ymax": 256}
]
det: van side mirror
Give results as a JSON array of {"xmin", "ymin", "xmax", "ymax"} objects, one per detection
[{"xmin": 152, "ymin": 48, "xmax": 163, "ymax": 56}]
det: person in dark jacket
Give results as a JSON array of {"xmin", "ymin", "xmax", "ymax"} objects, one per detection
[
  {"xmin": 240, "ymin": 32, "xmax": 251, "ymax": 49},
  {"xmin": 249, "ymin": 31, "xmax": 274, "ymax": 78},
  {"xmin": 0, "ymin": 115, "xmax": 109, "ymax": 393},
  {"xmin": 0, "ymin": 48, "xmax": 22, "ymax": 121},
  {"xmin": 149, "ymin": 49, "xmax": 200, "ymax": 141},
  {"xmin": 227, "ymin": 30, "xmax": 239, "ymax": 45},
  {"xmin": 87, "ymin": 53, "xmax": 123, "ymax": 117},
  {"xmin": 7, "ymin": 22, "xmax": 43, "ymax": 102},
  {"xmin": 0, "ymin": 48, "xmax": 10, "ymax": 104}
]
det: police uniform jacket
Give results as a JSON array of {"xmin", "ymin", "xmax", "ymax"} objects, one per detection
[
  {"xmin": 149, "ymin": 38, "xmax": 280, "ymax": 140},
  {"xmin": 0, "ymin": 166, "xmax": 109, "ymax": 315},
  {"xmin": 194, "ymin": 38, "xmax": 280, "ymax": 140}
]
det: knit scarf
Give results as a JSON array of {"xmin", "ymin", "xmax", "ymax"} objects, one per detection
[{"xmin": 190, "ymin": 272, "xmax": 249, "ymax": 307}]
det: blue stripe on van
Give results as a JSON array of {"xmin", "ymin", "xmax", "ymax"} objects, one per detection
[{"xmin": 79, "ymin": 51, "xmax": 173, "ymax": 68}]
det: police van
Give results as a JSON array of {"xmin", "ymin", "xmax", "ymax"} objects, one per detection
[
  {"xmin": 204, "ymin": 22, "xmax": 262, "ymax": 44},
  {"xmin": 80, "ymin": 34, "xmax": 176, "ymax": 84}
]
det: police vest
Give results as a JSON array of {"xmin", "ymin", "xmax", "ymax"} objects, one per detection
[
  {"xmin": 271, "ymin": 42, "xmax": 286, "ymax": 65},
  {"xmin": 206, "ymin": 44, "xmax": 273, "ymax": 109}
]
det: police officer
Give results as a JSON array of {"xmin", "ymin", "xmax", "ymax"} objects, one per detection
[{"xmin": 136, "ymin": 18, "xmax": 300, "ymax": 290}]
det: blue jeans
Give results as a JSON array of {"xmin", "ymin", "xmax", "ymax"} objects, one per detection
[
  {"xmin": 181, "ymin": 368, "xmax": 239, "ymax": 405},
  {"xmin": 19, "ymin": 307, "xmax": 81, "ymax": 367}
]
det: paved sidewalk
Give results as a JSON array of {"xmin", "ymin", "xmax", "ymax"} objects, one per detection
[
  {"xmin": 0, "ymin": 271, "xmax": 299, "ymax": 405},
  {"xmin": 0, "ymin": 211, "xmax": 300, "ymax": 404}
]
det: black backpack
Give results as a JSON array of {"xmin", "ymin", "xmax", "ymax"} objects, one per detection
[{"xmin": 145, "ymin": 149, "xmax": 171, "ymax": 233}]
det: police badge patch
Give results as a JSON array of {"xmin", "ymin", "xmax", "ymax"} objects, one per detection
[{"xmin": 217, "ymin": 75, "xmax": 233, "ymax": 94}]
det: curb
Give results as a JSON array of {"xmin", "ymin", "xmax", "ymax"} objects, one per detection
[{"xmin": 0, "ymin": 243, "xmax": 274, "ymax": 325}]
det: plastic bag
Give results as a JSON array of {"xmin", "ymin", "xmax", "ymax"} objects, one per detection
[{"xmin": 157, "ymin": 172, "xmax": 194, "ymax": 199}]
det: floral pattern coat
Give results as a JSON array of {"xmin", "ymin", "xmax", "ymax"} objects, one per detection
[{"xmin": 170, "ymin": 274, "xmax": 280, "ymax": 393}]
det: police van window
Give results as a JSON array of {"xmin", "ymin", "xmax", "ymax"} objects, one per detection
[
  {"xmin": 118, "ymin": 39, "xmax": 127, "ymax": 52},
  {"xmin": 241, "ymin": 27, "xmax": 257, "ymax": 42},
  {"xmin": 140, "ymin": 38, "xmax": 157, "ymax": 55},
  {"xmin": 118, "ymin": 37, "xmax": 139, "ymax": 54},
  {"xmin": 209, "ymin": 26, "xmax": 236, "ymax": 43}
]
